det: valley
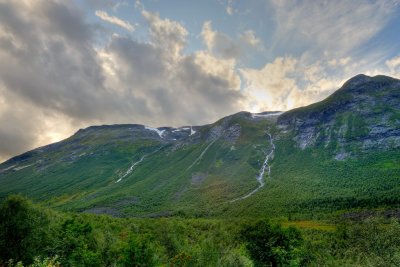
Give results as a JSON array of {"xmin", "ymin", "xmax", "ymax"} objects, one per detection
[{"xmin": 0, "ymin": 74, "xmax": 400, "ymax": 266}]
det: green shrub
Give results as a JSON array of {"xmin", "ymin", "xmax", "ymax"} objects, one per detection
[
  {"xmin": 55, "ymin": 217, "xmax": 101, "ymax": 266},
  {"xmin": 119, "ymin": 234, "xmax": 159, "ymax": 266},
  {"xmin": 240, "ymin": 219, "xmax": 305, "ymax": 267},
  {"xmin": 0, "ymin": 195, "xmax": 52, "ymax": 265}
]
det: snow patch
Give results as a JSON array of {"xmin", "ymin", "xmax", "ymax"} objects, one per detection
[
  {"xmin": 145, "ymin": 126, "xmax": 165, "ymax": 138},
  {"xmin": 172, "ymin": 127, "xmax": 190, "ymax": 133},
  {"xmin": 251, "ymin": 112, "xmax": 283, "ymax": 118},
  {"xmin": 189, "ymin": 127, "xmax": 196, "ymax": 136},
  {"xmin": 172, "ymin": 127, "xmax": 188, "ymax": 132}
]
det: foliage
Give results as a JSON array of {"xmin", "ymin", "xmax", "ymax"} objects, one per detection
[
  {"xmin": 8, "ymin": 256, "xmax": 61, "ymax": 267},
  {"xmin": 0, "ymin": 195, "xmax": 53, "ymax": 264},
  {"xmin": 305, "ymin": 219, "xmax": 400, "ymax": 267},
  {"xmin": 119, "ymin": 234, "xmax": 159, "ymax": 266},
  {"xmin": 240, "ymin": 219, "xmax": 305, "ymax": 266},
  {"xmin": 1, "ymin": 196, "xmax": 400, "ymax": 266},
  {"xmin": 55, "ymin": 217, "xmax": 101, "ymax": 266}
]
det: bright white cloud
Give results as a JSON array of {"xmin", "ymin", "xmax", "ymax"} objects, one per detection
[
  {"xmin": 193, "ymin": 51, "xmax": 240, "ymax": 90},
  {"xmin": 386, "ymin": 55, "xmax": 400, "ymax": 73},
  {"xmin": 240, "ymin": 57, "xmax": 298, "ymax": 112},
  {"xmin": 142, "ymin": 10, "xmax": 188, "ymax": 60},
  {"xmin": 95, "ymin": 10, "xmax": 135, "ymax": 32},
  {"xmin": 240, "ymin": 56, "xmax": 347, "ymax": 112}
]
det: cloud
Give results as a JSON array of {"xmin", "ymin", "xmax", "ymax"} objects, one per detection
[
  {"xmin": 217, "ymin": 0, "xmax": 235, "ymax": 15},
  {"xmin": 99, "ymin": 13, "xmax": 242, "ymax": 125},
  {"xmin": 0, "ymin": 0, "xmax": 398, "ymax": 163},
  {"xmin": 239, "ymin": 56, "xmax": 346, "ymax": 112},
  {"xmin": 142, "ymin": 10, "xmax": 188, "ymax": 60},
  {"xmin": 201, "ymin": 21, "xmax": 263, "ymax": 60},
  {"xmin": 112, "ymin": 1, "xmax": 128, "ymax": 12},
  {"xmin": 233, "ymin": 0, "xmax": 399, "ymax": 115},
  {"xmin": 386, "ymin": 55, "xmax": 400, "ymax": 73},
  {"xmin": 327, "ymin": 57, "xmax": 352, "ymax": 67},
  {"xmin": 95, "ymin": 10, "xmax": 135, "ymax": 32},
  {"xmin": 240, "ymin": 57, "xmax": 298, "ymax": 111},
  {"xmin": 84, "ymin": 0, "xmax": 127, "ymax": 10},
  {"xmin": 0, "ymin": 92, "xmax": 40, "ymax": 160},
  {"xmin": 226, "ymin": 0, "xmax": 234, "ymax": 15},
  {"xmin": 0, "ymin": 0, "xmax": 114, "ymax": 161},
  {"xmin": 239, "ymin": 30, "xmax": 261, "ymax": 47},
  {"xmin": 270, "ymin": 0, "xmax": 398, "ymax": 57},
  {"xmin": 99, "ymin": 12, "xmax": 243, "ymax": 124},
  {"xmin": 0, "ymin": 1, "xmax": 247, "ymax": 162},
  {"xmin": 201, "ymin": 21, "xmax": 241, "ymax": 59}
]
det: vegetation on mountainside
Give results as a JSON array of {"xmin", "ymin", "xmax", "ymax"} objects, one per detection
[
  {"xmin": 215, "ymin": 140, "xmax": 400, "ymax": 219},
  {"xmin": 1, "ymin": 195, "xmax": 400, "ymax": 267},
  {"xmin": 0, "ymin": 75, "xmax": 399, "ymax": 266},
  {"xmin": 1, "ymin": 76, "xmax": 399, "ymax": 219},
  {"xmin": 0, "ymin": 111, "xmax": 398, "ymax": 219}
]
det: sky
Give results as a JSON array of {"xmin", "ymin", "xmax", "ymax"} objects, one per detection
[{"xmin": 0, "ymin": 0, "xmax": 400, "ymax": 162}]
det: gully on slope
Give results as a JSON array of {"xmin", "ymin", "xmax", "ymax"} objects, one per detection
[
  {"xmin": 186, "ymin": 139, "xmax": 217, "ymax": 171},
  {"xmin": 230, "ymin": 130, "xmax": 275, "ymax": 202},
  {"xmin": 116, "ymin": 146, "xmax": 165, "ymax": 183}
]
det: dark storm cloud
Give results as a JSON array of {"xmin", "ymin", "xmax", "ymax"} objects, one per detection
[
  {"xmin": 0, "ymin": 1, "xmax": 107, "ymax": 120},
  {"xmin": 176, "ymin": 55, "xmax": 242, "ymax": 118},
  {"xmin": 0, "ymin": 108, "xmax": 39, "ymax": 158},
  {"xmin": 0, "ymin": 1, "xmax": 244, "ymax": 161},
  {"xmin": 104, "ymin": 34, "xmax": 243, "ymax": 124},
  {"xmin": 106, "ymin": 36, "xmax": 166, "ymax": 87}
]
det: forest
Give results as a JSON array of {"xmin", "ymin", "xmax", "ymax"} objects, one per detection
[{"xmin": 1, "ymin": 195, "xmax": 400, "ymax": 266}]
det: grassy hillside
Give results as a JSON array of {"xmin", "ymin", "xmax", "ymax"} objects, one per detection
[
  {"xmin": 0, "ymin": 75, "xmax": 399, "ymax": 219},
  {"xmin": 0, "ymin": 113, "xmax": 279, "ymax": 216}
]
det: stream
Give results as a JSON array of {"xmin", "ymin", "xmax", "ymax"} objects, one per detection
[
  {"xmin": 116, "ymin": 146, "xmax": 164, "ymax": 183},
  {"xmin": 230, "ymin": 130, "xmax": 275, "ymax": 202}
]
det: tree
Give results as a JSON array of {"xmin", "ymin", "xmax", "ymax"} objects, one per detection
[
  {"xmin": 240, "ymin": 219, "xmax": 305, "ymax": 267},
  {"xmin": 120, "ymin": 234, "xmax": 159, "ymax": 267},
  {"xmin": 55, "ymin": 217, "xmax": 101, "ymax": 266},
  {"xmin": 0, "ymin": 195, "xmax": 51, "ymax": 264}
]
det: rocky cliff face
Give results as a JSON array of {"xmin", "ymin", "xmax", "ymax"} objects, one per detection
[{"xmin": 278, "ymin": 75, "xmax": 400, "ymax": 159}]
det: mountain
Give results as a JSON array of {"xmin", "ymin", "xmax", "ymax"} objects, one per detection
[
  {"xmin": 278, "ymin": 74, "xmax": 400, "ymax": 158},
  {"xmin": 0, "ymin": 74, "xmax": 399, "ymax": 218}
]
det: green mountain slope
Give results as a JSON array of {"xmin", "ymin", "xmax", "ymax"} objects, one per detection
[{"xmin": 0, "ymin": 74, "xmax": 399, "ymax": 218}]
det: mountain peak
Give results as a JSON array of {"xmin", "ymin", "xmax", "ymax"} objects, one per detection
[
  {"xmin": 342, "ymin": 74, "xmax": 371, "ymax": 87},
  {"xmin": 278, "ymin": 74, "xmax": 400, "ymax": 153},
  {"xmin": 341, "ymin": 74, "xmax": 400, "ymax": 92}
]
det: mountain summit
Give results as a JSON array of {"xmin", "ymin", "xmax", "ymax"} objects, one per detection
[
  {"xmin": 278, "ymin": 74, "xmax": 400, "ymax": 157},
  {"xmin": 0, "ymin": 75, "xmax": 399, "ymax": 217}
]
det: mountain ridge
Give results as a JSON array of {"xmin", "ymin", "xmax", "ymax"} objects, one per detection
[{"xmin": 0, "ymin": 74, "xmax": 399, "ymax": 218}]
